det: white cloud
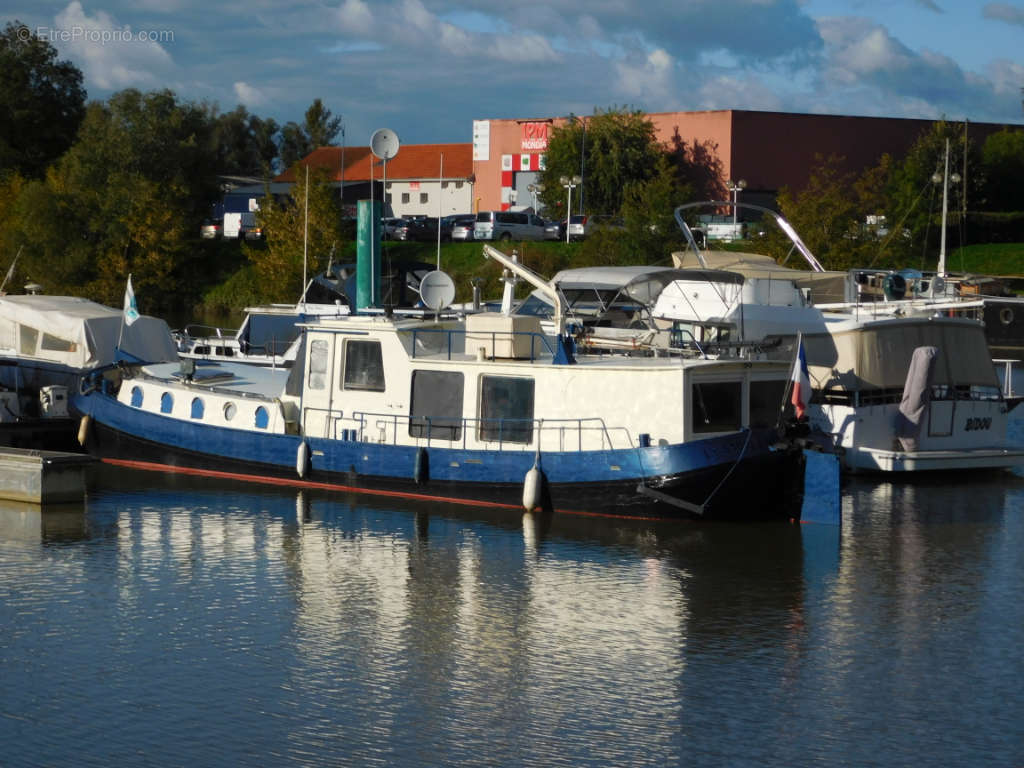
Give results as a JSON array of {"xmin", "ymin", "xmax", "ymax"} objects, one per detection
[
  {"xmin": 983, "ymin": 2, "xmax": 1024, "ymax": 26},
  {"xmin": 614, "ymin": 47, "xmax": 677, "ymax": 106},
  {"xmin": 53, "ymin": 1, "xmax": 175, "ymax": 90},
  {"xmin": 233, "ymin": 81, "xmax": 266, "ymax": 107},
  {"xmin": 337, "ymin": 0, "xmax": 374, "ymax": 35}
]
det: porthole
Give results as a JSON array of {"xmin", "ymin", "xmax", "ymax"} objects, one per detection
[
  {"xmin": 191, "ymin": 397, "xmax": 204, "ymax": 419},
  {"xmin": 223, "ymin": 402, "xmax": 237, "ymax": 421},
  {"xmin": 1000, "ymin": 307, "xmax": 1014, "ymax": 326},
  {"xmin": 130, "ymin": 386, "xmax": 143, "ymax": 407},
  {"xmin": 160, "ymin": 392, "xmax": 173, "ymax": 414},
  {"xmin": 254, "ymin": 406, "xmax": 269, "ymax": 429}
]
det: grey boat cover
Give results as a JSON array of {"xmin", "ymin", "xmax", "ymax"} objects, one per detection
[{"xmin": 895, "ymin": 345, "xmax": 937, "ymax": 452}]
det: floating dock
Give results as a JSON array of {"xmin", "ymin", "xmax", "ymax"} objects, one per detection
[{"xmin": 0, "ymin": 447, "xmax": 95, "ymax": 504}]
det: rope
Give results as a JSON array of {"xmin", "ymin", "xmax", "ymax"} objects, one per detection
[{"xmin": 699, "ymin": 427, "xmax": 754, "ymax": 508}]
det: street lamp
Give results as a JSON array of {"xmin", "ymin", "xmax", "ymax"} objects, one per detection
[
  {"xmin": 726, "ymin": 179, "xmax": 747, "ymax": 225},
  {"xmin": 560, "ymin": 175, "xmax": 581, "ymax": 243},
  {"xmin": 528, "ymin": 183, "xmax": 543, "ymax": 212}
]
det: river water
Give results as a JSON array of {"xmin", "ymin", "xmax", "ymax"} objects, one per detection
[{"xmin": 2, "ymin": 417, "xmax": 1023, "ymax": 767}]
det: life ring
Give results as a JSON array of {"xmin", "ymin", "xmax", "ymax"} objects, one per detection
[{"xmin": 999, "ymin": 307, "xmax": 1014, "ymax": 326}]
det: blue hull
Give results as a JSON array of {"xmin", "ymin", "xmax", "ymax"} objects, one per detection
[{"xmin": 73, "ymin": 390, "xmax": 803, "ymax": 520}]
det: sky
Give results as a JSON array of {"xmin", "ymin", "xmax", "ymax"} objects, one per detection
[{"xmin": 7, "ymin": 0, "xmax": 1024, "ymax": 148}]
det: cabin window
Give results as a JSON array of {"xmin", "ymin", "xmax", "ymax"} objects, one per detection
[
  {"xmin": 190, "ymin": 397, "xmax": 204, "ymax": 419},
  {"xmin": 130, "ymin": 386, "xmax": 143, "ymax": 408},
  {"xmin": 160, "ymin": 392, "xmax": 173, "ymax": 414},
  {"xmin": 19, "ymin": 325, "xmax": 38, "ymax": 355},
  {"xmin": 308, "ymin": 339, "xmax": 329, "ymax": 390},
  {"xmin": 750, "ymin": 380, "xmax": 788, "ymax": 428},
  {"xmin": 409, "ymin": 370, "xmax": 463, "ymax": 440},
  {"xmin": 691, "ymin": 381, "xmax": 742, "ymax": 433},
  {"xmin": 480, "ymin": 376, "xmax": 534, "ymax": 444},
  {"xmin": 40, "ymin": 333, "xmax": 76, "ymax": 353},
  {"xmin": 224, "ymin": 402, "xmax": 237, "ymax": 421},
  {"xmin": 343, "ymin": 340, "xmax": 385, "ymax": 391},
  {"xmin": 254, "ymin": 406, "xmax": 269, "ymax": 429}
]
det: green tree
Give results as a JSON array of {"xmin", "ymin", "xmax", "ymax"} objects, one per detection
[
  {"xmin": 12, "ymin": 89, "xmax": 219, "ymax": 311},
  {"xmin": 278, "ymin": 99, "xmax": 342, "ymax": 170},
  {"xmin": 616, "ymin": 155, "xmax": 691, "ymax": 264},
  {"xmin": 0, "ymin": 21, "xmax": 86, "ymax": 177},
  {"xmin": 539, "ymin": 108, "xmax": 661, "ymax": 219},
  {"xmin": 251, "ymin": 166, "xmax": 344, "ymax": 302},
  {"xmin": 770, "ymin": 154, "xmax": 875, "ymax": 271},
  {"xmin": 213, "ymin": 105, "xmax": 280, "ymax": 178},
  {"xmin": 979, "ymin": 128, "xmax": 1024, "ymax": 212}
]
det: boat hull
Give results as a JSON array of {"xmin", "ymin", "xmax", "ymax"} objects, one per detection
[{"xmin": 74, "ymin": 390, "xmax": 803, "ymax": 521}]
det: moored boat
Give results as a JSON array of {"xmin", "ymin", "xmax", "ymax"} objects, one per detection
[{"xmin": 72, "ymin": 250, "xmax": 831, "ymax": 521}]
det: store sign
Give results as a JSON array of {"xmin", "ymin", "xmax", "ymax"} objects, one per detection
[{"xmin": 521, "ymin": 122, "xmax": 549, "ymax": 151}]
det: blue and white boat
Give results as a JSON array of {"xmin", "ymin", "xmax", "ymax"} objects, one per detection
[{"xmin": 72, "ymin": 248, "xmax": 834, "ymax": 521}]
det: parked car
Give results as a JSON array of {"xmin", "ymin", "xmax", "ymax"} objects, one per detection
[
  {"xmin": 241, "ymin": 223, "xmax": 264, "ymax": 241},
  {"xmin": 382, "ymin": 217, "xmax": 407, "ymax": 240},
  {"xmin": 450, "ymin": 215, "xmax": 477, "ymax": 241},
  {"xmin": 473, "ymin": 210, "xmax": 547, "ymax": 241},
  {"xmin": 200, "ymin": 218, "xmax": 223, "ymax": 239},
  {"xmin": 567, "ymin": 214, "xmax": 625, "ymax": 241},
  {"xmin": 391, "ymin": 220, "xmax": 414, "ymax": 241},
  {"xmin": 543, "ymin": 219, "xmax": 565, "ymax": 241}
]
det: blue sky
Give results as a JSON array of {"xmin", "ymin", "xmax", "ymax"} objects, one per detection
[{"xmin": 8, "ymin": 1, "xmax": 1024, "ymax": 147}]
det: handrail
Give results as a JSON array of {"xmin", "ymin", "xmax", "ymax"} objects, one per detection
[
  {"xmin": 343, "ymin": 410, "xmax": 629, "ymax": 452},
  {"xmin": 673, "ymin": 201, "xmax": 825, "ymax": 273}
]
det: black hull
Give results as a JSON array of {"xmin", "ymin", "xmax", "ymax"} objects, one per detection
[{"xmin": 84, "ymin": 418, "xmax": 804, "ymax": 523}]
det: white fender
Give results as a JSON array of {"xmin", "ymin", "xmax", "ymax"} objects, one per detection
[
  {"xmin": 77, "ymin": 414, "xmax": 91, "ymax": 446},
  {"xmin": 522, "ymin": 465, "xmax": 542, "ymax": 511},
  {"xmin": 296, "ymin": 440, "xmax": 310, "ymax": 478}
]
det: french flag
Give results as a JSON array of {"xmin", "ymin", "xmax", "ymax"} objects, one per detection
[{"xmin": 790, "ymin": 335, "xmax": 811, "ymax": 419}]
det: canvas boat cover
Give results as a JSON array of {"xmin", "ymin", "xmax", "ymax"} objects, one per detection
[
  {"xmin": 672, "ymin": 250, "xmax": 848, "ymax": 304},
  {"xmin": 0, "ymin": 295, "xmax": 179, "ymax": 370}
]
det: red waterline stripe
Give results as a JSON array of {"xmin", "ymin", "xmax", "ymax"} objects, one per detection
[{"xmin": 100, "ymin": 458, "xmax": 672, "ymax": 521}]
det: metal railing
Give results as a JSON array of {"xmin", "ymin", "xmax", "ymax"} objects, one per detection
[{"xmin": 302, "ymin": 408, "xmax": 632, "ymax": 452}]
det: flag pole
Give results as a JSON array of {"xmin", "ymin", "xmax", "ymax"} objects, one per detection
[{"xmin": 779, "ymin": 331, "xmax": 803, "ymax": 418}]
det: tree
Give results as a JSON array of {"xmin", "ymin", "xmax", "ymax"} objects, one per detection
[
  {"xmin": 250, "ymin": 166, "xmax": 344, "ymax": 303},
  {"xmin": 0, "ymin": 21, "xmax": 86, "ymax": 177},
  {"xmin": 539, "ymin": 108, "xmax": 661, "ymax": 218},
  {"xmin": 278, "ymin": 99, "xmax": 342, "ymax": 170},
  {"xmin": 303, "ymin": 98, "xmax": 342, "ymax": 148},
  {"xmin": 616, "ymin": 155, "xmax": 691, "ymax": 264},
  {"xmin": 980, "ymin": 128, "xmax": 1024, "ymax": 213},
  {"xmin": 771, "ymin": 153, "xmax": 876, "ymax": 271},
  {"xmin": 12, "ymin": 89, "xmax": 220, "ymax": 311},
  {"xmin": 214, "ymin": 105, "xmax": 280, "ymax": 178}
]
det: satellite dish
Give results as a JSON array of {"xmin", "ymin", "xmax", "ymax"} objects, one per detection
[
  {"xmin": 370, "ymin": 128, "xmax": 400, "ymax": 160},
  {"xmin": 419, "ymin": 270, "xmax": 455, "ymax": 311}
]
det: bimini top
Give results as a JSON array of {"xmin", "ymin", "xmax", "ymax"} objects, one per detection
[{"xmin": 0, "ymin": 294, "xmax": 179, "ymax": 369}]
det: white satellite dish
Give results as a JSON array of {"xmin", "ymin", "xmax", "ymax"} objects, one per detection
[
  {"xmin": 370, "ymin": 128, "xmax": 400, "ymax": 160},
  {"xmin": 419, "ymin": 270, "xmax": 456, "ymax": 311}
]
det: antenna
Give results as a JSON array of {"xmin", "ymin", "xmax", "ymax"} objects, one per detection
[
  {"xmin": 419, "ymin": 270, "xmax": 455, "ymax": 312},
  {"xmin": 370, "ymin": 129, "xmax": 400, "ymax": 161},
  {"xmin": 369, "ymin": 129, "xmax": 400, "ymax": 307}
]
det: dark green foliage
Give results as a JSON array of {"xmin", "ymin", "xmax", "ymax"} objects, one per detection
[{"xmin": 0, "ymin": 21, "xmax": 86, "ymax": 177}]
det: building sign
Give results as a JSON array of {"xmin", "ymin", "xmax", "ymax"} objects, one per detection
[
  {"xmin": 472, "ymin": 120, "xmax": 490, "ymax": 162},
  {"xmin": 521, "ymin": 122, "xmax": 549, "ymax": 152},
  {"xmin": 409, "ymin": 181, "xmax": 420, "ymax": 191}
]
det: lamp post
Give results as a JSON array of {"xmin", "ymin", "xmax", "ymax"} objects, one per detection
[
  {"xmin": 560, "ymin": 175, "xmax": 581, "ymax": 243},
  {"xmin": 527, "ymin": 183, "xmax": 543, "ymax": 212},
  {"xmin": 726, "ymin": 179, "xmax": 747, "ymax": 225}
]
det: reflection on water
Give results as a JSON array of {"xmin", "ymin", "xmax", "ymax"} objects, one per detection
[{"xmin": 1, "ymin": 454, "xmax": 1023, "ymax": 767}]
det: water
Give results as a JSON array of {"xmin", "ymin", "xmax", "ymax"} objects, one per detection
[{"xmin": 2, "ymin": 423, "xmax": 1023, "ymax": 767}]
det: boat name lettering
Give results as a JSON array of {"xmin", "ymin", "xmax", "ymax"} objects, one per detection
[{"xmin": 965, "ymin": 417, "xmax": 992, "ymax": 432}]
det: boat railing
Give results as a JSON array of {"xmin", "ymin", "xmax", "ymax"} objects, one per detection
[
  {"xmin": 993, "ymin": 359, "xmax": 1018, "ymax": 398},
  {"xmin": 322, "ymin": 410, "xmax": 631, "ymax": 452},
  {"xmin": 403, "ymin": 327, "xmax": 556, "ymax": 362}
]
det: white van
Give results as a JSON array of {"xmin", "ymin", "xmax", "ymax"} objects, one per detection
[{"xmin": 473, "ymin": 211, "xmax": 547, "ymax": 241}]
